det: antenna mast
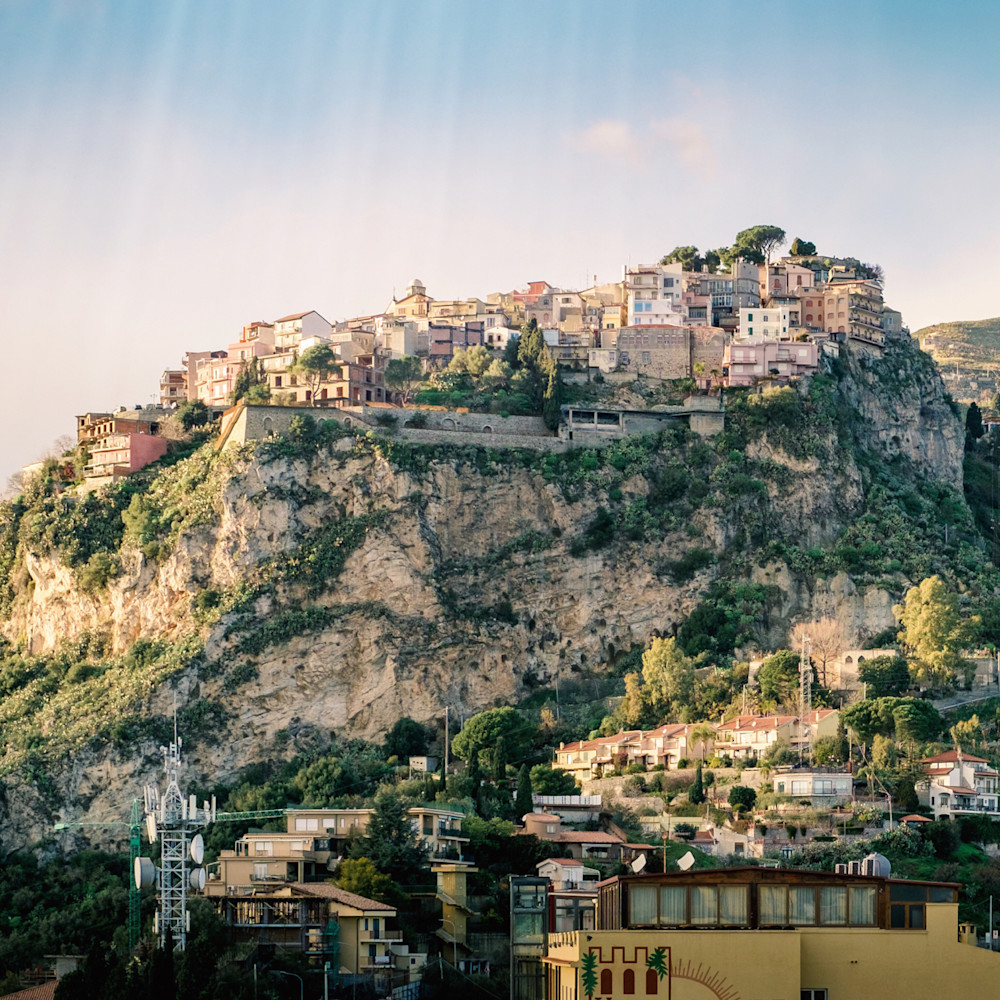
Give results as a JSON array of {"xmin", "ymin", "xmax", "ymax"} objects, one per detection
[
  {"xmin": 799, "ymin": 634, "xmax": 812, "ymax": 764},
  {"xmin": 137, "ymin": 729, "xmax": 215, "ymax": 951}
]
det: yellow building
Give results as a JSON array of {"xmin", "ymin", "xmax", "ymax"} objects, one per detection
[{"xmin": 543, "ymin": 867, "xmax": 1000, "ymax": 999}]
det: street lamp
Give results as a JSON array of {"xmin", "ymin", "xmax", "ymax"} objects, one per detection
[{"xmin": 270, "ymin": 969, "xmax": 303, "ymax": 1000}]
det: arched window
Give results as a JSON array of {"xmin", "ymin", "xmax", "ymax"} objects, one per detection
[
  {"xmin": 600, "ymin": 969, "xmax": 613, "ymax": 995},
  {"xmin": 623, "ymin": 968, "xmax": 635, "ymax": 994},
  {"xmin": 646, "ymin": 969, "xmax": 659, "ymax": 995}
]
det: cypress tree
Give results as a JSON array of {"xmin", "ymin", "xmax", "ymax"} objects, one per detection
[
  {"xmin": 491, "ymin": 735, "xmax": 508, "ymax": 784},
  {"xmin": 515, "ymin": 763, "xmax": 533, "ymax": 820},
  {"xmin": 689, "ymin": 761, "xmax": 705, "ymax": 805}
]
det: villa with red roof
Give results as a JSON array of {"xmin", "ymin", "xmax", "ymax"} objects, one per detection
[
  {"xmin": 716, "ymin": 714, "xmax": 798, "ymax": 760},
  {"xmin": 917, "ymin": 748, "xmax": 1000, "ymax": 820}
]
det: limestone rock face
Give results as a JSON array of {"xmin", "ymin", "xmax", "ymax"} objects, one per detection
[{"xmin": 0, "ymin": 338, "xmax": 968, "ymax": 843}]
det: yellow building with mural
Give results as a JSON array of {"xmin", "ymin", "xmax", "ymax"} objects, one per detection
[{"xmin": 543, "ymin": 867, "xmax": 1000, "ymax": 999}]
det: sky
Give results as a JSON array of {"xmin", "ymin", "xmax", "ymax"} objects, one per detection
[{"xmin": 2, "ymin": 0, "xmax": 1000, "ymax": 483}]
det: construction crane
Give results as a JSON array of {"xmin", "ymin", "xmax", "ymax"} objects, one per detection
[{"xmin": 55, "ymin": 802, "xmax": 288, "ymax": 952}]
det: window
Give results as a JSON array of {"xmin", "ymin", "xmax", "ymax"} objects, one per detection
[
  {"xmin": 295, "ymin": 818, "xmax": 319, "ymax": 832},
  {"xmin": 659, "ymin": 887, "xmax": 685, "ymax": 924},
  {"xmin": 760, "ymin": 885, "xmax": 786, "ymax": 924},
  {"xmin": 630, "ymin": 886, "xmax": 657, "ymax": 925},
  {"xmin": 801, "ymin": 991, "xmax": 828, "ymax": 1000},
  {"xmin": 718, "ymin": 886, "xmax": 747, "ymax": 925},
  {"xmin": 690, "ymin": 887, "xmax": 718, "ymax": 925},
  {"xmin": 790, "ymin": 887, "xmax": 816, "ymax": 924},
  {"xmin": 600, "ymin": 970, "xmax": 613, "ymax": 995},
  {"xmin": 819, "ymin": 887, "xmax": 846, "ymax": 925},
  {"xmin": 646, "ymin": 969, "xmax": 659, "ymax": 994},
  {"xmin": 623, "ymin": 969, "xmax": 635, "ymax": 994},
  {"xmin": 890, "ymin": 883, "xmax": 928, "ymax": 928}
]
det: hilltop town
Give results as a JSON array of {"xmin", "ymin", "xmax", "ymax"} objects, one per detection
[
  {"xmin": 5, "ymin": 228, "xmax": 1000, "ymax": 1000},
  {"xmin": 31, "ymin": 227, "xmax": 908, "ymax": 489}
]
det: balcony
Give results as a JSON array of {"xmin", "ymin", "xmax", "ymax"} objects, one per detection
[{"xmin": 361, "ymin": 929, "xmax": 404, "ymax": 943}]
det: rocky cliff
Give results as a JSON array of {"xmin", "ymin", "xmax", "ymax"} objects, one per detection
[{"xmin": 0, "ymin": 334, "xmax": 973, "ymax": 847}]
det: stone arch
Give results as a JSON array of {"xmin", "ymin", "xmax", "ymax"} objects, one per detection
[
  {"xmin": 262, "ymin": 416, "xmax": 273, "ymax": 431},
  {"xmin": 844, "ymin": 655, "xmax": 853, "ymax": 665},
  {"xmin": 481, "ymin": 424, "xmax": 494, "ymax": 433},
  {"xmin": 858, "ymin": 655, "xmax": 866, "ymax": 662},
  {"xmin": 442, "ymin": 417, "xmax": 456, "ymax": 430},
  {"xmin": 343, "ymin": 417, "xmax": 352, "ymax": 427}
]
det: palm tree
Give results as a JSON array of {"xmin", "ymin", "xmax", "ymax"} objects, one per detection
[{"xmin": 690, "ymin": 723, "xmax": 717, "ymax": 764}]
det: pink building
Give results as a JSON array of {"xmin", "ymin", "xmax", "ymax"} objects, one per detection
[
  {"xmin": 724, "ymin": 340, "xmax": 818, "ymax": 386},
  {"xmin": 84, "ymin": 432, "xmax": 168, "ymax": 479}
]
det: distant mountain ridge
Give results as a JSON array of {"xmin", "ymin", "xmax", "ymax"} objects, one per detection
[{"xmin": 915, "ymin": 317, "xmax": 1000, "ymax": 403}]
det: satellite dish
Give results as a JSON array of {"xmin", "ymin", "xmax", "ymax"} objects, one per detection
[
  {"xmin": 189, "ymin": 868, "xmax": 206, "ymax": 891},
  {"xmin": 135, "ymin": 856, "xmax": 156, "ymax": 890},
  {"xmin": 146, "ymin": 814, "xmax": 158, "ymax": 844},
  {"xmin": 190, "ymin": 833, "xmax": 205, "ymax": 865},
  {"xmin": 630, "ymin": 853, "xmax": 647, "ymax": 874},
  {"xmin": 677, "ymin": 851, "xmax": 696, "ymax": 871}
]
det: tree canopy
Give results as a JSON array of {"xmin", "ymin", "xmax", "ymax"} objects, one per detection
[
  {"xmin": 840, "ymin": 696, "xmax": 943, "ymax": 745},
  {"xmin": 352, "ymin": 791, "xmax": 428, "ymax": 881},
  {"xmin": 230, "ymin": 358, "xmax": 269, "ymax": 406},
  {"xmin": 290, "ymin": 344, "xmax": 339, "ymax": 405},
  {"xmin": 384, "ymin": 716, "xmax": 430, "ymax": 759},
  {"xmin": 757, "ymin": 649, "xmax": 801, "ymax": 706},
  {"xmin": 728, "ymin": 224, "xmax": 787, "ymax": 265},
  {"xmin": 383, "ymin": 355, "xmax": 424, "ymax": 403},
  {"xmin": 894, "ymin": 576, "xmax": 979, "ymax": 688},
  {"xmin": 789, "ymin": 237, "xmax": 817, "ymax": 256},
  {"xmin": 176, "ymin": 399, "xmax": 209, "ymax": 431},
  {"xmin": 858, "ymin": 655, "xmax": 911, "ymax": 699},
  {"xmin": 450, "ymin": 706, "xmax": 534, "ymax": 765}
]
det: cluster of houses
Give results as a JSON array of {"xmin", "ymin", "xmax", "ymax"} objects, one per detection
[
  {"xmin": 187, "ymin": 731, "xmax": 1000, "ymax": 995},
  {"xmin": 37, "ymin": 253, "xmax": 906, "ymax": 489},
  {"xmin": 157, "ymin": 252, "xmax": 905, "ymax": 412},
  {"xmin": 552, "ymin": 710, "xmax": 842, "ymax": 784}
]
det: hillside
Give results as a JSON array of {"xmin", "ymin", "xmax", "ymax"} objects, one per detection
[
  {"xmin": 0, "ymin": 334, "xmax": 980, "ymax": 848},
  {"xmin": 915, "ymin": 317, "xmax": 1000, "ymax": 404}
]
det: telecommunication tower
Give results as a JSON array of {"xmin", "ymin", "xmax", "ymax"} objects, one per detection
[
  {"xmin": 799, "ymin": 634, "xmax": 812, "ymax": 764},
  {"xmin": 135, "ymin": 727, "xmax": 215, "ymax": 951}
]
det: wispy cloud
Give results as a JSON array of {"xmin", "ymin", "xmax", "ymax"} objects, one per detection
[
  {"xmin": 569, "ymin": 116, "xmax": 718, "ymax": 178},
  {"xmin": 572, "ymin": 119, "xmax": 647, "ymax": 169},
  {"xmin": 651, "ymin": 117, "xmax": 718, "ymax": 180}
]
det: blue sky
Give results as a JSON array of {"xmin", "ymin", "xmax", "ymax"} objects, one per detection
[{"xmin": 2, "ymin": 0, "xmax": 999, "ymax": 481}]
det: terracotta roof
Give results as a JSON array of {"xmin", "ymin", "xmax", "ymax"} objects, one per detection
[
  {"xmin": 719, "ymin": 715, "xmax": 795, "ymax": 732},
  {"xmin": 555, "ymin": 831, "xmax": 623, "ymax": 844},
  {"xmin": 291, "ymin": 882, "xmax": 394, "ymax": 911},
  {"xmin": 1, "ymin": 984, "xmax": 57, "ymax": 1000},
  {"xmin": 899, "ymin": 814, "xmax": 932, "ymax": 823},
  {"xmin": 921, "ymin": 749, "xmax": 989, "ymax": 765},
  {"xmin": 802, "ymin": 709, "xmax": 837, "ymax": 723},
  {"xmin": 538, "ymin": 858, "xmax": 585, "ymax": 867},
  {"xmin": 526, "ymin": 812, "xmax": 561, "ymax": 821}
]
